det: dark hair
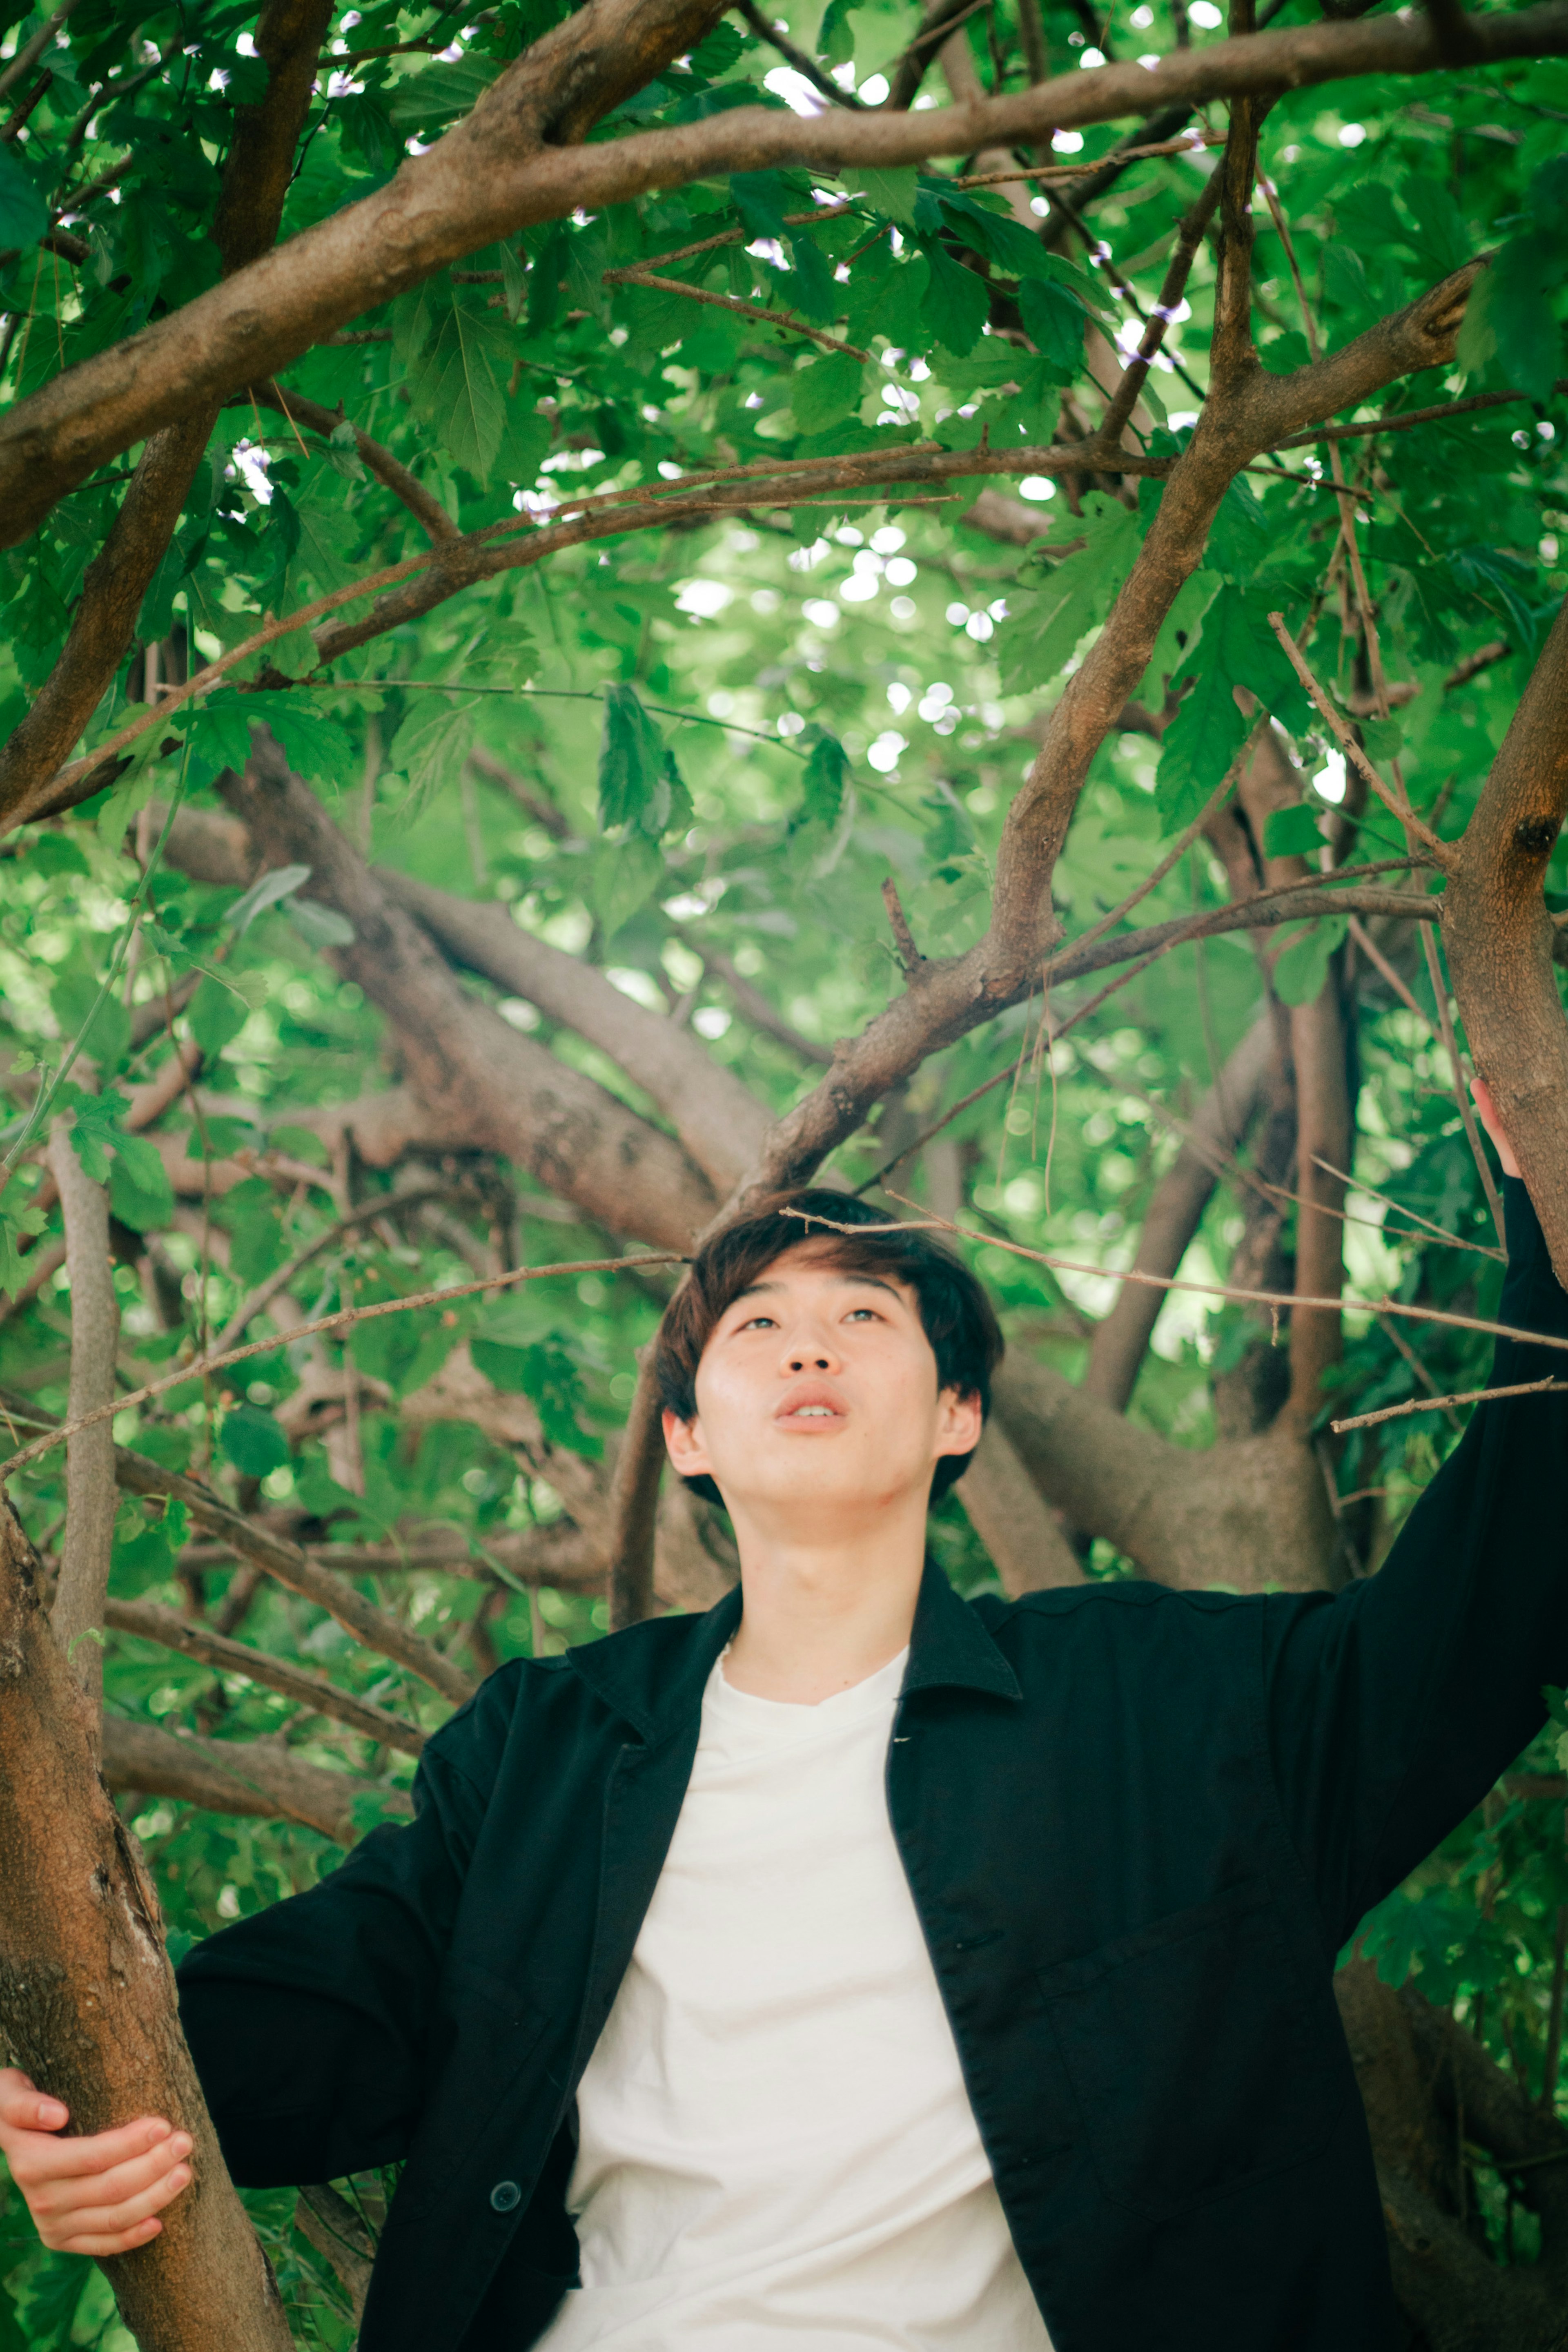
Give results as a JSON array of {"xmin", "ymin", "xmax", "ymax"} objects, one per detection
[{"xmin": 655, "ymin": 1188, "xmax": 1004, "ymax": 1508}]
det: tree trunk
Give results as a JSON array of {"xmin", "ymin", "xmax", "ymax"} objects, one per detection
[{"xmin": 0, "ymin": 1502, "xmax": 295, "ymax": 2352}]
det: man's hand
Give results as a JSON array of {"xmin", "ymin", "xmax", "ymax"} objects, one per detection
[
  {"xmin": 0, "ymin": 2070, "xmax": 193, "ymax": 2256},
  {"xmin": 1471, "ymin": 1079, "xmax": 1523, "ymax": 1179}
]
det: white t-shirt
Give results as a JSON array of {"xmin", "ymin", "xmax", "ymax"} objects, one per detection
[{"xmin": 535, "ymin": 1647, "xmax": 1054, "ymax": 2350}]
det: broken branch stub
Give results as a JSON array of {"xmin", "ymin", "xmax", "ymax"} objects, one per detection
[{"xmin": 0, "ymin": 1502, "xmax": 295, "ymax": 2352}]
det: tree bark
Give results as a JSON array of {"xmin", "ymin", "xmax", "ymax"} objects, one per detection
[
  {"xmin": 217, "ymin": 732, "xmax": 719, "ymax": 1249},
  {"xmin": 1445, "ymin": 595, "xmax": 1568, "ymax": 1288},
  {"xmin": 955, "ymin": 1421, "xmax": 1087, "ymax": 1592},
  {"xmin": 380, "ymin": 870, "xmax": 773, "ymax": 1192},
  {"xmin": 46, "ymin": 1116, "xmax": 119, "ymax": 1736},
  {"xmin": 993, "ymin": 1351, "xmax": 1336, "ymax": 1590},
  {"xmin": 0, "ymin": 1503, "xmax": 296, "ymax": 2352},
  {"xmin": 100, "ymin": 1714, "xmax": 411, "ymax": 1845}
]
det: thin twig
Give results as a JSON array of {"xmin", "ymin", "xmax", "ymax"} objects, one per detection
[
  {"xmin": 0, "ymin": 1253, "xmax": 685, "ymax": 1480},
  {"xmin": 1266, "ymin": 614, "xmax": 1449, "ymax": 865},
  {"xmin": 733, "ymin": 0, "xmax": 868, "ymax": 106},
  {"xmin": 209, "ymin": 1181, "xmax": 466, "ymax": 1356},
  {"xmin": 608, "ymin": 270, "xmax": 871, "ymax": 361},
  {"xmin": 1311, "ymin": 1155, "xmax": 1506, "ymax": 1260},
  {"xmin": 1330, "ymin": 1376, "xmax": 1568, "ymax": 1435},
  {"xmin": 1042, "ymin": 762, "xmax": 1239, "ymax": 976},
  {"xmin": 784, "ymin": 1206, "xmax": 1568, "ymax": 1360}
]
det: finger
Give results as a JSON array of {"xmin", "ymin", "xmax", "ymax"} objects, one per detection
[
  {"xmin": 16, "ymin": 2115, "xmax": 176, "ymax": 2183},
  {"xmin": 49, "ymin": 2162, "xmax": 192, "ymax": 2241},
  {"xmin": 34, "ymin": 2136, "xmax": 193, "ymax": 2216},
  {"xmin": 0, "ymin": 2071, "xmax": 68, "ymax": 2133},
  {"xmin": 45, "ymin": 2215, "xmax": 166, "ymax": 2258}
]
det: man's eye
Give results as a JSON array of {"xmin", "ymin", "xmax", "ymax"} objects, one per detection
[
  {"xmin": 845, "ymin": 1308, "xmax": 878, "ymax": 1322},
  {"xmin": 738, "ymin": 1314, "xmax": 775, "ymax": 1331}
]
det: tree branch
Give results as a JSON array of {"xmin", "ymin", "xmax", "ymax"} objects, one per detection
[
  {"xmin": 100, "ymin": 1711, "xmax": 411, "ymax": 1844},
  {"xmin": 216, "ymin": 731, "xmax": 720, "ymax": 1247},
  {"xmin": 1082, "ymin": 1008, "xmax": 1274, "ymax": 1412},
  {"xmin": 379, "ymin": 869, "xmax": 774, "ymax": 1191},
  {"xmin": 45, "ymin": 1111, "xmax": 118, "ymax": 1737},
  {"xmin": 606, "ymin": 1349, "xmax": 665, "ymax": 1629},
  {"xmin": 1443, "ymin": 594, "xmax": 1568, "ymax": 1288},
  {"xmin": 0, "ymin": 0, "xmax": 336, "ymax": 818},
  {"xmin": 112, "ymin": 1448, "xmax": 479, "ymax": 1704},
  {"xmin": 2, "ymin": 0, "xmax": 1561, "ymax": 541},
  {"xmin": 103, "ymin": 1596, "xmax": 430, "ymax": 1754},
  {"xmin": 0, "ymin": 1501, "xmax": 298, "ymax": 2352},
  {"xmin": 243, "ymin": 379, "xmax": 459, "ymax": 542},
  {"xmin": 955, "ymin": 1420, "xmax": 1088, "ymax": 1591}
]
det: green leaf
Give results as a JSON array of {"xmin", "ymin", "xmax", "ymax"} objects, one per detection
[
  {"xmin": 1272, "ymin": 914, "xmax": 1348, "ymax": 1007},
  {"xmin": 793, "ymin": 351, "xmax": 863, "ymax": 436},
  {"xmin": 189, "ymin": 974, "xmax": 252, "ymax": 1057},
  {"xmin": 0, "ymin": 1210, "xmax": 24, "ymax": 1301},
  {"xmin": 996, "ymin": 492, "xmax": 1142, "ymax": 696},
  {"xmin": 920, "ymin": 241, "xmax": 988, "ymax": 357},
  {"xmin": 730, "ymin": 171, "xmax": 790, "ymax": 241},
  {"xmin": 403, "ymin": 292, "xmax": 512, "ymax": 485},
  {"xmin": 1482, "ymin": 233, "xmax": 1563, "ymax": 407},
  {"xmin": 853, "ymin": 166, "xmax": 919, "ymax": 228},
  {"xmin": 285, "ymin": 896, "xmax": 356, "ymax": 949},
  {"xmin": 223, "ymin": 863, "xmax": 313, "ymax": 934},
  {"xmin": 597, "ymin": 682, "xmax": 666, "ymax": 833},
  {"xmin": 591, "ymin": 830, "xmax": 665, "ymax": 939},
  {"xmin": 470, "ymin": 1329, "xmax": 599, "ymax": 1452},
  {"xmin": 801, "ymin": 731, "xmax": 850, "ymax": 827},
  {"xmin": 384, "ymin": 53, "xmax": 499, "ymax": 129},
  {"xmin": 0, "ymin": 146, "xmax": 47, "ymax": 250},
  {"xmin": 1262, "ymin": 804, "xmax": 1327, "ymax": 860},
  {"xmin": 386, "ymin": 694, "xmax": 480, "ymax": 829},
  {"xmin": 6, "ymin": 2248, "xmax": 93, "ymax": 2352},
  {"xmin": 1155, "ymin": 666, "xmax": 1250, "ymax": 835},
  {"xmin": 109, "ymin": 1131, "xmax": 176, "ymax": 1231},
  {"xmin": 1018, "ymin": 276, "xmax": 1085, "ymax": 379},
  {"xmin": 218, "ymin": 1405, "xmax": 291, "ymax": 1478},
  {"xmin": 1357, "ymin": 712, "xmax": 1403, "ymax": 760},
  {"xmin": 818, "ymin": 0, "xmax": 859, "ymax": 66},
  {"xmin": 51, "ymin": 964, "xmax": 131, "ymax": 1076}
]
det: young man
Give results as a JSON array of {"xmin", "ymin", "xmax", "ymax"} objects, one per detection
[{"xmin": 2, "ymin": 1095, "xmax": 1565, "ymax": 2352}]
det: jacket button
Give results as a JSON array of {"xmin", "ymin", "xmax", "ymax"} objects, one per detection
[{"xmin": 490, "ymin": 2180, "xmax": 522, "ymax": 2212}]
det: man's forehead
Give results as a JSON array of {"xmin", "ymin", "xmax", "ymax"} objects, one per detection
[{"xmin": 729, "ymin": 1245, "xmax": 911, "ymax": 1306}]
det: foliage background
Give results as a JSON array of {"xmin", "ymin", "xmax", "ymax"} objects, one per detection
[{"xmin": 2, "ymin": 0, "xmax": 1568, "ymax": 2328}]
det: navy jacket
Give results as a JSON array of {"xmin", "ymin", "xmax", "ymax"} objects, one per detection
[{"xmin": 178, "ymin": 1176, "xmax": 1568, "ymax": 2352}]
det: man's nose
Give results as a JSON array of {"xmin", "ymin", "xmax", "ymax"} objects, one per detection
[{"xmin": 782, "ymin": 1326, "xmax": 838, "ymax": 1373}]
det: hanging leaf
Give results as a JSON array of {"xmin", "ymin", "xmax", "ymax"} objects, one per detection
[
  {"xmin": 920, "ymin": 241, "xmax": 989, "ymax": 358},
  {"xmin": 285, "ymin": 896, "xmax": 357, "ymax": 948},
  {"xmin": 597, "ymin": 682, "xmax": 666, "ymax": 833},
  {"xmin": 793, "ymin": 351, "xmax": 863, "ymax": 436},
  {"xmin": 218, "ymin": 1405, "xmax": 292, "ymax": 1478},
  {"xmin": 1272, "ymin": 915, "xmax": 1348, "ymax": 1006},
  {"xmin": 403, "ymin": 292, "xmax": 511, "ymax": 484},
  {"xmin": 0, "ymin": 146, "xmax": 47, "ymax": 251},
  {"xmin": 853, "ymin": 166, "xmax": 919, "ymax": 228},
  {"xmin": 801, "ymin": 731, "xmax": 850, "ymax": 827},
  {"xmin": 1262, "ymin": 803, "xmax": 1327, "ymax": 860},
  {"xmin": 386, "ymin": 694, "xmax": 480, "ymax": 829},
  {"xmin": 223, "ymin": 863, "xmax": 314, "ymax": 934},
  {"xmin": 1018, "ymin": 277, "xmax": 1086, "ymax": 379}
]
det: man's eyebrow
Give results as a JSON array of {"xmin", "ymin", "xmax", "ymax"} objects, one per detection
[{"xmin": 728, "ymin": 1269, "xmax": 904, "ymax": 1307}]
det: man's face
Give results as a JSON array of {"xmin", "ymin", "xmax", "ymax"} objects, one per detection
[{"xmin": 662, "ymin": 1244, "xmax": 982, "ymax": 1525}]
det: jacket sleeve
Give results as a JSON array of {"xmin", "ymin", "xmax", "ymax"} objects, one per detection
[
  {"xmin": 175, "ymin": 1663, "xmax": 520, "ymax": 2187},
  {"xmin": 1261, "ymin": 1176, "xmax": 1568, "ymax": 1952}
]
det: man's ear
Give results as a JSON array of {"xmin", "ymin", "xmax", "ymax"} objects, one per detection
[
  {"xmin": 662, "ymin": 1408, "xmax": 711, "ymax": 1479},
  {"xmin": 934, "ymin": 1389, "xmax": 984, "ymax": 1458}
]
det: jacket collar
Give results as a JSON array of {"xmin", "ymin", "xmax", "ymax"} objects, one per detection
[{"xmin": 568, "ymin": 1558, "xmax": 1018, "ymax": 1743}]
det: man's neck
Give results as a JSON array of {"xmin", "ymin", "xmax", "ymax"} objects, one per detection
[{"xmin": 720, "ymin": 1508, "xmax": 927, "ymax": 1706}]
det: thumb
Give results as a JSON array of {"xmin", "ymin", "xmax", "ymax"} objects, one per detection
[{"xmin": 0, "ymin": 2071, "xmax": 68, "ymax": 2131}]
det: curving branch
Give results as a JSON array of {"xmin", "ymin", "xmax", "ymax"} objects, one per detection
[
  {"xmin": 216, "ymin": 731, "xmax": 720, "ymax": 1249},
  {"xmin": 100, "ymin": 1712, "xmax": 411, "ymax": 1845},
  {"xmin": 1, "ymin": 0, "xmax": 1562, "ymax": 542},
  {"xmin": 241, "ymin": 379, "xmax": 459, "ymax": 543},
  {"xmin": 0, "ymin": 0, "xmax": 336, "ymax": 818},
  {"xmin": 380, "ymin": 869, "xmax": 773, "ymax": 1192}
]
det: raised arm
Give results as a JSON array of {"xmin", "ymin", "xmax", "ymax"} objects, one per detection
[{"xmin": 1261, "ymin": 1154, "xmax": 1568, "ymax": 1953}]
